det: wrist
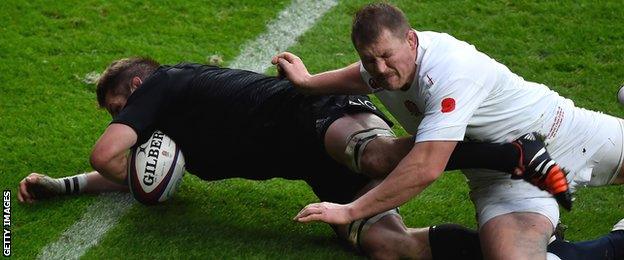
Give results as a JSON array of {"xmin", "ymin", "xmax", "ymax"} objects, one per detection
[
  {"xmin": 299, "ymin": 74, "xmax": 314, "ymax": 89},
  {"xmin": 346, "ymin": 202, "xmax": 359, "ymax": 222},
  {"xmin": 56, "ymin": 173, "xmax": 88, "ymax": 195}
]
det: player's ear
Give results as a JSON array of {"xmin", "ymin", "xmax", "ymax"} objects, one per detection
[
  {"xmin": 130, "ymin": 77, "xmax": 143, "ymax": 92},
  {"xmin": 407, "ymin": 30, "xmax": 417, "ymax": 50}
]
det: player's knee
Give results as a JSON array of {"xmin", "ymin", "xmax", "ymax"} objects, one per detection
[
  {"xmin": 351, "ymin": 212, "xmax": 430, "ymax": 259},
  {"xmin": 361, "ymin": 226, "xmax": 430, "ymax": 260},
  {"xmin": 480, "ymin": 213, "xmax": 553, "ymax": 259},
  {"xmin": 343, "ymin": 128, "xmax": 396, "ymax": 175},
  {"xmin": 363, "ymin": 238, "xmax": 401, "ymax": 260},
  {"xmin": 359, "ymin": 136, "xmax": 413, "ymax": 179},
  {"xmin": 359, "ymin": 137, "xmax": 400, "ymax": 178}
]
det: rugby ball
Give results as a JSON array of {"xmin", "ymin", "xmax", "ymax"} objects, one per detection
[{"xmin": 128, "ymin": 130, "xmax": 185, "ymax": 205}]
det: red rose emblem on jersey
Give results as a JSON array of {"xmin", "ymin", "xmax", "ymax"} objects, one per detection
[
  {"xmin": 441, "ymin": 98, "xmax": 455, "ymax": 113},
  {"xmin": 404, "ymin": 100, "xmax": 420, "ymax": 116},
  {"xmin": 369, "ymin": 78, "xmax": 380, "ymax": 89}
]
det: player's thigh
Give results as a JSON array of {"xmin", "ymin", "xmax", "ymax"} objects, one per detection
[
  {"xmin": 324, "ymin": 112, "xmax": 391, "ymax": 162},
  {"xmin": 614, "ymin": 119, "xmax": 624, "ymax": 184},
  {"xmin": 480, "ymin": 212, "xmax": 553, "ymax": 260}
]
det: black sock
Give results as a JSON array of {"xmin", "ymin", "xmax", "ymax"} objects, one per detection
[
  {"xmin": 429, "ymin": 224, "xmax": 483, "ymax": 260},
  {"xmin": 446, "ymin": 142, "xmax": 519, "ymax": 173},
  {"xmin": 548, "ymin": 230, "xmax": 624, "ymax": 260}
]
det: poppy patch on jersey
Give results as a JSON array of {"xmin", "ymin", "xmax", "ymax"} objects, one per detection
[{"xmin": 441, "ymin": 98, "xmax": 455, "ymax": 113}]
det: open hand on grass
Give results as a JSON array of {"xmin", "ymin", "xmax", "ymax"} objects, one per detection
[
  {"xmin": 18, "ymin": 173, "xmax": 62, "ymax": 204},
  {"xmin": 293, "ymin": 201, "xmax": 354, "ymax": 225}
]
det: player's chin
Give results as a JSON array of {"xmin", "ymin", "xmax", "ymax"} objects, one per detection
[{"xmin": 383, "ymin": 80, "xmax": 404, "ymax": 91}]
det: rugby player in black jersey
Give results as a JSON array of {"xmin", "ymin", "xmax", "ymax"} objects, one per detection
[{"xmin": 18, "ymin": 57, "xmax": 623, "ymax": 259}]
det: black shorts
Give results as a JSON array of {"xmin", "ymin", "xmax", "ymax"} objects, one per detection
[
  {"xmin": 198, "ymin": 93, "xmax": 392, "ymax": 204},
  {"xmin": 291, "ymin": 94, "xmax": 392, "ymax": 203},
  {"xmin": 297, "ymin": 94, "xmax": 393, "ymax": 144}
]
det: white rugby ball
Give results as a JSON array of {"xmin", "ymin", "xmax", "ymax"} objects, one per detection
[
  {"xmin": 618, "ymin": 85, "xmax": 624, "ymax": 105},
  {"xmin": 128, "ymin": 130, "xmax": 185, "ymax": 205}
]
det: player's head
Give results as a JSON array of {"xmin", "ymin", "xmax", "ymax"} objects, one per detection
[
  {"xmin": 96, "ymin": 57, "xmax": 159, "ymax": 116},
  {"xmin": 351, "ymin": 3, "xmax": 417, "ymax": 91}
]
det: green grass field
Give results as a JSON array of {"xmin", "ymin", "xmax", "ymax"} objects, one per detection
[{"xmin": 2, "ymin": 0, "xmax": 624, "ymax": 259}]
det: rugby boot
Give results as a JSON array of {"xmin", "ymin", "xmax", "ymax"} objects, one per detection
[{"xmin": 511, "ymin": 132, "xmax": 573, "ymax": 211}]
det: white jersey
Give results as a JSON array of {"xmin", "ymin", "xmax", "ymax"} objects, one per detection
[
  {"xmin": 360, "ymin": 30, "xmax": 621, "ymax": 189},
  {"xmin": 360, "ymin": 30, "xmax": 568, "ymax": 143},
  {"xmin": 359, "ymin": 30, "xmax": 624, "ymax": 227}
]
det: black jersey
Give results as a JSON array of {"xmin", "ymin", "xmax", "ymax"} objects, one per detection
[{"xmin": 113, "ymin": 63, "xmax": 391, "ymax": 186}]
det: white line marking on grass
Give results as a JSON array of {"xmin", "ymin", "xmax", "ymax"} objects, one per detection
[
  {"xmin": 37, "ymin": 193, "xmax": 135, "ymax": 260},
  {"xmin": 229, "ymin": 0, "xmax": 339, "ymax": 73},
  {"xmin": 38, "ymin": 0, "xmax": 337, "ymax": 258}
]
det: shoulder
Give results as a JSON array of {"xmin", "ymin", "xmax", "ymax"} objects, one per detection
[{"xmin": 422, "ymin": 36, "xmax": 487, "ymax": 83}]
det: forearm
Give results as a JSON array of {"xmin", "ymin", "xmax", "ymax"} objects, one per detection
[
  {"xmin": 91, "ymin": 152, "xmax": 128, "ymax": 185},
  {"xmin": 350, "ymin": 158, "xmax": 436, "ymax": 219},
  {"xmin": 83, "ymin": 171, "xmax": 128, "ymax": 193},
  {"xmin": 301, "ymin": 62, "xmax": 370, "ymax": 95},
  {"xmin": 349, "ymin": 141, "xmax": 455, "ymax": 220},
  {"xmin": 305, "ymin": 71, "xmax": 368, "ymax": 95}
]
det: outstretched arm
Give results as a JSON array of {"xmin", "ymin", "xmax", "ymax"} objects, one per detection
[
  {"xmin": 18, "ymin": 123, "xmax": 137, "ymax": 203},
  {"xmin": 271, "ymin": 52, "xmax": 370, "ymax": 95},
  {"xmin": 17, "ymin": 171, "xmax": 128, "ymax": 204},
  {"xmin": 295, "ymin": 141, "xmax": 456, "ymax": 225}
]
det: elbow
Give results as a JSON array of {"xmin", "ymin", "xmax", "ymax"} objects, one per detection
[
  {"xmin": 419, "ymin": 167, "xmax": 444, "ymax": 186},
  {"xmin": 90, "ymin": 145, "xmax": 113, "ymax": 173},
  {"xmin": 89, "ymin": 151, "xmax": 107, "ymax": 173}
]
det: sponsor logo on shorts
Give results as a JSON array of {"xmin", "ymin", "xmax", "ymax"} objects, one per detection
[
  {"xmin": 441, "ymin": 98, "xmax": 455, "ymax": 113},
  {"xmin": 3, "ymin": 190, "xmax": 10, "ymax": 257},
  {"xmin": 348, "ymin": 98, "xmax": 377, "ymax": 110}
]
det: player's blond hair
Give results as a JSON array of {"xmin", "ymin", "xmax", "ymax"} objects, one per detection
[{"xmin": 351, "ymin": 3, "xmax": 411, "ymax": 48}]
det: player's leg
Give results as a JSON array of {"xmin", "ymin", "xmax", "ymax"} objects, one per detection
[
  {"xmin": 333, "ymin": 208, "xmax": 433, "ymax": 259},
  {"xmin": 614, "ymin": 168, "xmax": 624, "ymax": 184},
  {"xmin": 548, "ymin": 218, "xmax": 624, "ymax": 260},
  {"xmin": 324, "ymin": 110, "xmax": 571, "ymax": 208},
  {"xmin": 303, "ymin": 160, "xmax": 432, "ymax": 259},
  {"xmin": 424, "ymin": 220, "xmax": 624, "ymax": 259},
  {"xmin": 480, "ymin": 212, "xmax": 553, "ymax": 259},
  {"xmin": 466, "ymin": 168, "xmax": 560, "ymax": 259},
  {"xmin": 322, "ymin": 111, "xmax": 410, "ymax": 179},
  {"xmin": 324, "ymin": 112, "xmax": 526, "ymax": 178},
  {"xmin": 302, "ymin": 95, "xmax": 432, "ymax": 258},
  {"xmin": 311, "ymin": 181, "xmax": 434, "ymax": 259}
]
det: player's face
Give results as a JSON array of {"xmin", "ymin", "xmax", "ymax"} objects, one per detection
[
  {"xmin": 104, "ymin": 91, "xmax": 128, "ymax": 117},
  {"xmin": 357, "ymin": 29, "xmax": 417, "ymax": 91},
  {"xmin": 104, "ymin": 77, "xmax": 142, "ymax": 117}
]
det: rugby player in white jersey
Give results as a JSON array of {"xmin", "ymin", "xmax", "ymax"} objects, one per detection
[{"xmin": 275, "ymin": 3, "xmax": 624, "ymax": 259}]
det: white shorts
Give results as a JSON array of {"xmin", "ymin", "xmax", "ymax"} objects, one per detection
[
  {"xmin": 544, "ymin": 107, "xmax": 624, "ymax": 189},
  {"xmin": 466, "ymin": 106, "xmax": 623, "ymax": 228},
  {"xmin": 465, "ymin": 169, "xmax": 559, "ymax": 228}
]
